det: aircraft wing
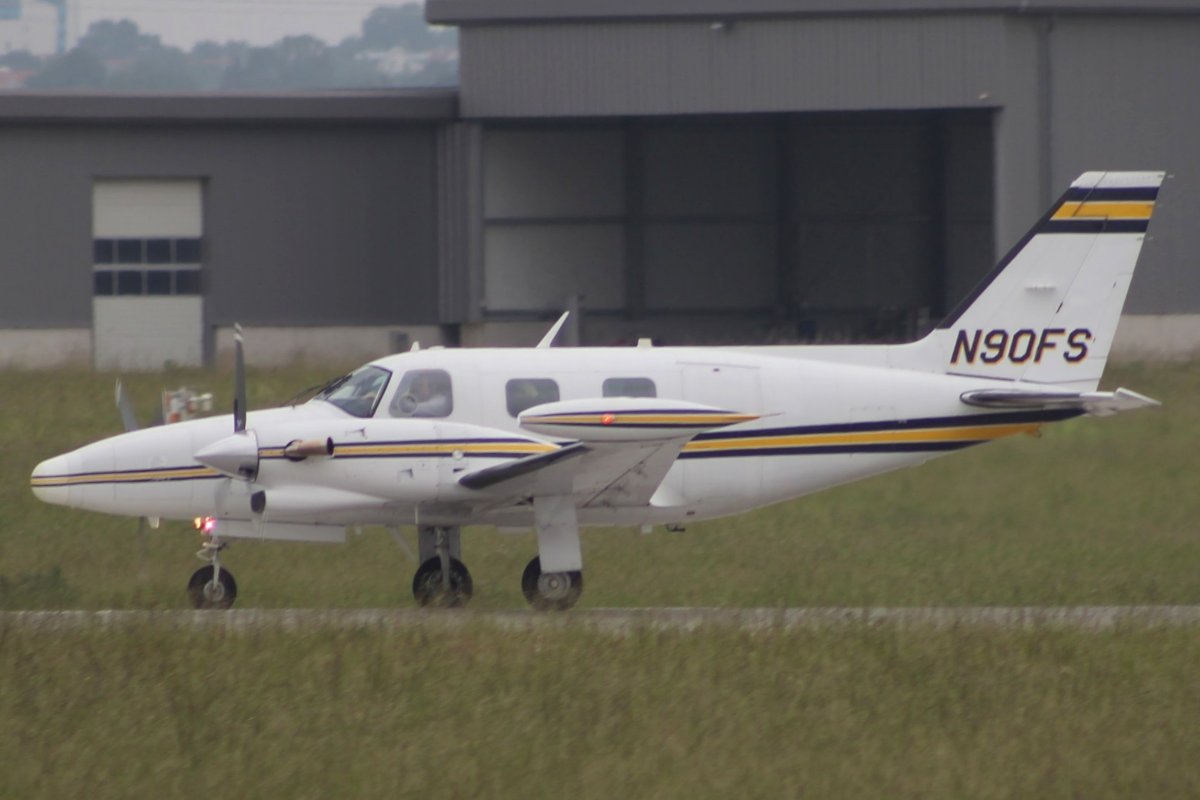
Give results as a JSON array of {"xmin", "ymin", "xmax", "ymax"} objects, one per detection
[
  {"xmin": 960, "ymin": 386, "xmax": 1160, "ymax": 417},
  {"xmin": 457, "ymin": 397, "xmax": 759, "ymax": 509},
  {"xmin": 459, "ymin": 438, "xmax": 691, "ymax": 508}
]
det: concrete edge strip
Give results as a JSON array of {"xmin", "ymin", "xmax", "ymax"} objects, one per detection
[{"xmin": 5, "ymin": 606, "xmax": 1200, "ymax": 632}]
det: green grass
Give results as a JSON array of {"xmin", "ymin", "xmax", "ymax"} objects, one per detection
[
  {"xmin": 1, "ymin": 621, "xmax": 1198, "ymax": 798},
  {"xmin": 2, "ymin": 360, "xmax": 1199, "ymax": 609},
  {"xmin": 3, "ymin": 362, "xmax": 1200, "ymax": 797}
]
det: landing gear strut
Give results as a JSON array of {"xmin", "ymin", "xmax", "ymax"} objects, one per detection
[
  {"xmin": 522, "ymin": 556, "xmax": 583, "ymax": 611},
  {"xmin": 411, "ymin": 526, "xmax": 473, "ymax": 607},
  {"xmin": 189, "ymin": 535, "xmax": 237, "ymax": 609}
]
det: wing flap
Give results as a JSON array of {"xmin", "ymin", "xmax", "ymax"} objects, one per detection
[
  {"xmin": 458, "ymin": 442, "xmax": 587, "ymax": 490},
  {"xmin": 457, "ymin": 438, "xmax": 688, "ymax": 509}
]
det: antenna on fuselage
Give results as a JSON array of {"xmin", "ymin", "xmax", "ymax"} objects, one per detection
[{"xmin": 536, "ymin": 311, "xmax": 570, "ymax": 349}]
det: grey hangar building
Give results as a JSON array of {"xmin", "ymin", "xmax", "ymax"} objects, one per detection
[{"xmin": 1, "ymin": 0, "xmax": 1197, "ymax": 370}]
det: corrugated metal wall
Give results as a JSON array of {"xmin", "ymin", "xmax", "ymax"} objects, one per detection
[
  {"xmin": 458, "ymin": 15, "xmax": 1006, "ymax": 117},
  {"xmin": 0, "ymin": 123, "xmax": 442, "ymax": 330},
  {"xmin": 477, "ymin": 112, "xmax": 992, "ymax": 342},
  {"xmin": 1047, "ymin": 15, "xmax": 1200, "ymax": 315}
]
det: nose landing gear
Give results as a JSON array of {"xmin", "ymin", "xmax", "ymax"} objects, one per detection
[{"xmin": 188, "ymin": 533, "xmax": 237, "ymax": 610}]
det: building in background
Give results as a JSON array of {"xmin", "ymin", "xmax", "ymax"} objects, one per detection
[
  {"xmin": 0, "ymin": 0, "xmax": 58, "ymax": 57},
  {"xmin": 1, "ymin": 0, "xmax": 1198, "ymax": 368}
]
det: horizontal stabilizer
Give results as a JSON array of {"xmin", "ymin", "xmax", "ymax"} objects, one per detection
[{"xmin": 960, "ymin": 386, "xmax": 1160, "ymax": 417}]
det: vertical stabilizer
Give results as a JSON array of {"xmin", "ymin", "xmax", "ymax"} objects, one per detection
[{"xmin": 920, "ymin": 171, "xmax": 1164, "ymax": 389}]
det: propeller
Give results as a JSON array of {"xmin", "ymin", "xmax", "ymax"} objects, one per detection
[
  {"xmin": 193, "ymin": 322, "xmax": 259, "ymax": 480},
  {"xmin": 114, "ymin": 380, "xmax": 158, "ymax": 579},
  {"xmin": 234, "ymin": 323, "xmax": 247, "ymax": 433},
  {"xmin": 115, "ymin": 380, "xmax": 140, "ymax": 432}
]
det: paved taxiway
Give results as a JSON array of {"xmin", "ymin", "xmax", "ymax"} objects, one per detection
[{"xmin": 4, "ymin": 607, "xmax": 1200, "ymax": 632}]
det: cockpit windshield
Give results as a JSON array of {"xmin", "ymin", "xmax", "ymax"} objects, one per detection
[{"xmin": 312, "ymin": 365, "xmax": 391, "ymax": 418}]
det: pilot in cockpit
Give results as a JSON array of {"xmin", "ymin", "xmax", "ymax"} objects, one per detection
[{"xmin": 393, "ymin": 370, "xmax": 452, "ymax": 417}]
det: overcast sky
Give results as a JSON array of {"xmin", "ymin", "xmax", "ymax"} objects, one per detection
[{"xmin": 72, "ymin": 0, "xmax": 420, "ymax": 49}]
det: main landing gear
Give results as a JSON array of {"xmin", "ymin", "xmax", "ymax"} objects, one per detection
[
  {"xmin": 411, "ymin": 526, "xmax": 474, "ymax": 608},
  {"xmin": 521, "ymin": 556, "xmax": 583, "ymax": 611},
  {"xmin": 188, "ymin": 533, "xmax": 237, "ymax": 609},
  {"xmin": 410, "ymin": 495, "xmax": 587, "ymax": 611}
]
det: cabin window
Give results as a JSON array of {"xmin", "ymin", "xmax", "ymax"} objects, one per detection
[
  {"xmin": 314, "ymin": 365, "xmax": 391, "ymax": 418},
  {"xmin": 602, "ymin": 377, "xmax": 656, "ymax": 398},
  {"xmin": 390, "ymin": 369, "xmax": 454, "ymax": 418},
  {"xmin": 506, "ymin": 378, "xmax": 559, "ymax": 417}
]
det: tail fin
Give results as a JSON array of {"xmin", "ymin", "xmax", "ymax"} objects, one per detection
[{"xmin": 923, "ymin": 171, "xmax": 1164, "ymax": 389}]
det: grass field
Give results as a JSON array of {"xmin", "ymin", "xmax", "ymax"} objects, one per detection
[{"xmin": 1, "ymin": 360, "xmax": 1199, "ymax": 797}]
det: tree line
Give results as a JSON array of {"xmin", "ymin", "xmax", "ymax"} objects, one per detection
[{"xmin": 0, "ymin": 4, "xmax": 456, "ymax": 91}]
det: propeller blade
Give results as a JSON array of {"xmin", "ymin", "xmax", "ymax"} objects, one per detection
[
  {"xmin": 115, "ymin": 380, "xmax": 140, "ymax": 432},
  {"xmin": 234, "ymin": 323, "xmax": 247, "ymax": 433}
]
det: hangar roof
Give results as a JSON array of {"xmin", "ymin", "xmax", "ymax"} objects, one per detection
[
  {"xmin": 428, "ymin": 0, "xmax": 1200, "ymax": 24},
  {"xmin": 0, "ymin": 89, "xmax": 458, "ymax": 125}
]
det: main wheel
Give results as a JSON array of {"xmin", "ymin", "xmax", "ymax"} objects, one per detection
[
  {"xmin": 187, "ymin": 565, "xmax": 238, "ymax": 610},
  {"xmin": 412, "ymin": 556, "xmax": 473, "ymax": 608},
  {"xmin": 521, "ymin": 556, "xmax": 583, "ymax": 611}
]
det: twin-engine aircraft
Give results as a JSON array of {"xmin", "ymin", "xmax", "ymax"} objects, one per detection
[{"xmin": 32, "ymin": 171, "xmax": 1164, "ymax": 610}]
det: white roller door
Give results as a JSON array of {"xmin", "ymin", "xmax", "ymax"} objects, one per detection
[{"xmin": 92, "ymin": 180, "xmax": 204, "ymax": 370}]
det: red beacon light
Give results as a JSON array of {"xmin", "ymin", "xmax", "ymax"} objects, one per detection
[{"xmin": 193, "ymin": 516, "xmax": 218, "ymax": 534}]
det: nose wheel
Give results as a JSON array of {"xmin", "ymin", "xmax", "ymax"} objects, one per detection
[
  {"xmin": 189, "ymin": 533, "xmax": 237, "ymax": 609},
  {"xmin": 522, "ymin": 556, "xmax": 583, "ymax": 611},
  {"xmin": 188, "ymin": 565, "xmax": 237, "ymax": 609}
]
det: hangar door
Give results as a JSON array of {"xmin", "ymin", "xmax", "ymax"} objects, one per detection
[{"xmin": 92, "ymin": 180, "xmax": 204, "ymax": 369}]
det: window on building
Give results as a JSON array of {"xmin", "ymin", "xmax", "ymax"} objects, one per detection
[
  {"xmin": 602, "ymin": 377, "xmax": 657, "ymax": 398},
  {"xmin": 145, "ymin": 238, "xmax": 172, "ymax": 264},
  {"xmin": 116, "ymin": 238, "xmax": 143, "ymax": 263},
  {"xmin": 506, "ymin": 378, "xmax": 560, "ymax": 417},
  {"xmin": 389, "ymin": 369, "xmax": 454, "ymax": 418},
  {"xmin": 92, "ymin": 237, "xmax": 205, "ymax": 297},
  {"xmin": 116, "ymin": 271, "xmax": 143, "ymax": 295}
]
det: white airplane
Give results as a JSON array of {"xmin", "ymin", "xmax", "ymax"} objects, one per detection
[{"xmin": 32, "ymin": 171, "xmax": 1164, "ymax": 610}]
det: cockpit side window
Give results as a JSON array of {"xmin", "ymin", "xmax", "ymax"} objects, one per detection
[
  {"xmin": 602, "ymin": 377, "xmax": 657, "ymax": 398},
  {"xmin": 506, "ymin": 378, "xmax": 559, "ymax": 417},
  {"xmin": 389, "ymin": 369, "xmax": 454, "ymax": 418},
  {"xmin": 314, "ymin": 365, "xmax": 391, "ymax": 418}
]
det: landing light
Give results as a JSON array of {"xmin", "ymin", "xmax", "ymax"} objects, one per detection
[{"xmin": 193, "ymin": 516, "xmax": 218, "ymax": 534}]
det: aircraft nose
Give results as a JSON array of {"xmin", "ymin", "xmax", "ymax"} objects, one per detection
[{"xmin": 30, "ymin": 454, "xmax": 72, "ymax": 505}]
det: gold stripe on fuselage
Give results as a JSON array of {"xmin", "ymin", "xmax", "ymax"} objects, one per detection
[
  {"xmin": 30, "ymin": 466, "xmax": 221, "ymax": 487},
  {"xmin": 1052, "ymin": 201, "xmax": 1154, "ymax": 221},
  {"xmin": 682, "ymin": 421, "xmax": 1040, "ymax": 453}
]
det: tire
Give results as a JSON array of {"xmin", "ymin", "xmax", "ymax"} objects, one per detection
[
  {"xmin": 412, "ymin": 556, "xmax": 473, "ymax": 608},
  {"xmin": 187, "ymin": 565, "xmax": 238, "ymax": 610},
  {"xmin": 521, "ymin": 556, "xmax": 583, "ymax": 611}
]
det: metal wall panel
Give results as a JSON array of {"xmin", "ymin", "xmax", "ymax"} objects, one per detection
[
  {"xmin": 483, "ymin": 224, "xmax": 625, "ymax": 312},
  {"xmin": 790, "ymin": 117, "xmax": 941, "ymax": 326},
  {"xmin": 484, "ymin": 128, "xmax": 624, "ymax": 218},
  {"xmin": 459, "ymin": 15, "xmax": 1006, "ymax": 117},
  {"xmin": 1047, "ymin": 16, "xmax": 1200, "ymax": 314},
  {"xmin": 0, "ymin": 124, "xmax": 440, "ymax": 329},
  {"xmin": 644, "ymin": 223, "xmax": 776, "ymax": 310}
]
